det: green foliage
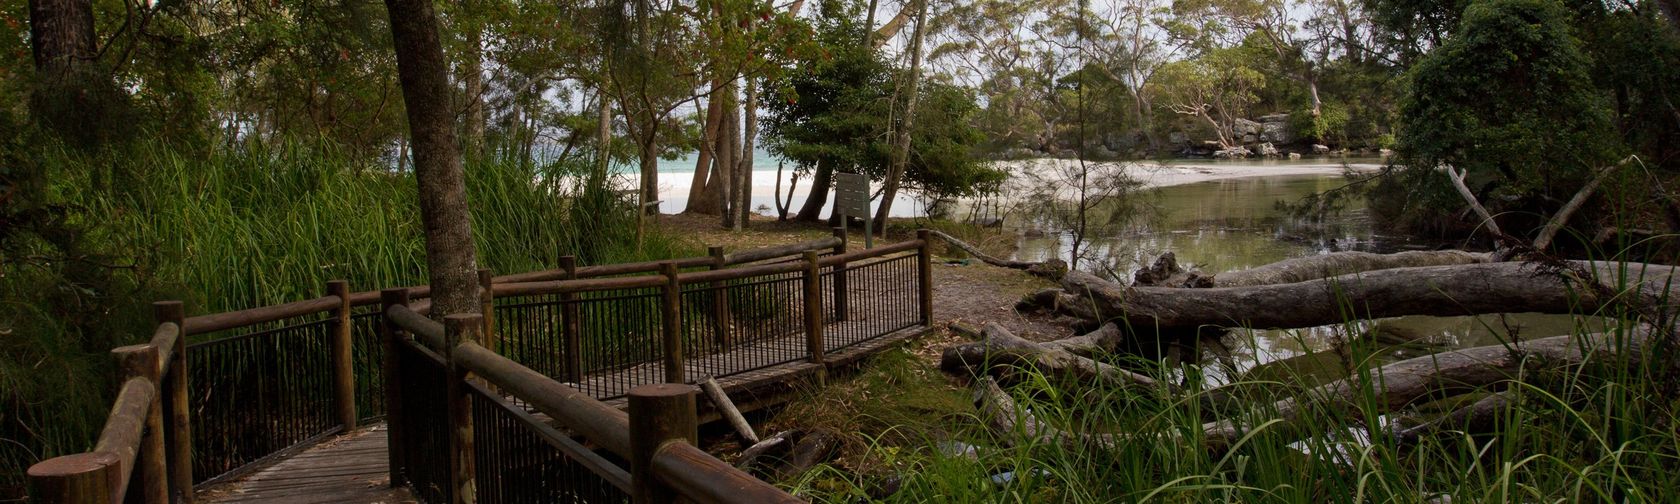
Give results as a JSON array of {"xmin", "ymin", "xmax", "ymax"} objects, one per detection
[
  {"xmin": 763, "ymin": 0, "xmax": 1003, "ymax": 199},
  {"xmin": 1399, "ymin": 0, "xmax": 1619, "ymax": 195}
]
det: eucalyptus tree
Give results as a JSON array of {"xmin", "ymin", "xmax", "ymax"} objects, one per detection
[
  {"xmin": 1173, "ymin": 0, "xmax": 1334, "ymax": 117},
  {"xmin": 1149, "ymin": 47, "xmax": 1265, "ymax": 148},
  {"xmin": 928, "ymin": 0, "xmax": 1064, "ymax": 152}
]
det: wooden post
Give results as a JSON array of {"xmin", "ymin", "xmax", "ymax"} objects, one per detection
[
  {"xmin": 112, "ymin": 344, "xmax": 167, "ymax": 504},
  {"xmin": 477, "ymin": 269, "xmax": 496, "ymax": 352},
  {"xmin": 27, "ymin": 452, "xmax": 121, "ymax": 504},
  {"xmin": 444, "ymin": 314, "xmax": 481, "ymax": 504},
  {"xmin": 659, "ymin": 262, "xmax": 684, "ymax": 384},
  {"xmin": 803, "ymin": 251, "xmax": 825, "ymax": 364},
  {"xmin": 918, "ymin": 229, "xmax": 934, "ymax": 325},
  {"xmin": 627, "ymin": 384, "xmax": 697, "ymax": 504},
  {"xmin": 152, "ymin": 301, "xmax": 192, "ymax": 504},
  {"xmin": 560, "ymin": 256, "xmax": 583, "ymax": 384},
  {"xmin": 379, "ymin": 289, "xmax": 410, "ymax": 487},
  {"xmin": 830, "ymin": 227, "xmax": 848, "ymax": 321},
  {"xmin": 707, "ymin": 246, "xmax": 730, "ymax": 350},
  {"xmin": 327, "ymin": 280, "xmax": 357, "ymax": 432}
]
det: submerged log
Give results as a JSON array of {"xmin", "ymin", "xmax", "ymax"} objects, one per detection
[
  {"xmin": 941, "ymin": 322, "xmax": 1164, "ymax": 390},
  {"xmin": 1055, "ymin": 261, "xmax": 1680, "ymax": 333}
]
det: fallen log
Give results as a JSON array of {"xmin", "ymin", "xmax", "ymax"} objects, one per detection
[
  {"xmin": 1055, "ymin": 261, "xmax": 1680, "ymax": 333},
  {"xmin": 1208, "ymin": 250, "xmax": 1492, "ymax": 287},
  {"xmin": 701, "ymin": 377, "xmax": 758, "ymax": 444},
  {"xmin": 941, "ymin": 322, "xmax": 1165, "ymax": 390},
  {"xmin": 1199, "ymin": 326, "xmax": 1659, "ymax": 453}
]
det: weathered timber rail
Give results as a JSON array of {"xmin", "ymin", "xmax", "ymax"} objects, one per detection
[{"xmin": 26, "ymin": 230, "xmax": 935, "ymax": 504}]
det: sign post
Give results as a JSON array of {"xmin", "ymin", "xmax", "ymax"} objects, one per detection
[{"xmin": 834, "ymin": 172, "xmax": 872, "ymax": 249}]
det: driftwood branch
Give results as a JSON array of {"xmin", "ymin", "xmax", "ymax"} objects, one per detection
[
  {"xmin": 1447, "ymin": 166, "xmax": 1506, "ymax": 239},
  {"xmin": 1532, "ymin": 155, "xmax": 1636, "ymax": 251},
  {"xmin": 926, "ymin": 230, "xmax": 1066, "ymax": 277}
]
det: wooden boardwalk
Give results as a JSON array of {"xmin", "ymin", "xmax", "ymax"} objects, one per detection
[
  {"xmin": 197, "ymin": 426, "xmax": 413, "ymax": 503},
  {"xmin": 199, "ymin": 321, "xmax": 930, "ymax": 503}
]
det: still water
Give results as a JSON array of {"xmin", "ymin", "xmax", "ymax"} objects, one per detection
[{"xmin": 1008, "ymin": 174, "xmax": 1611, "ymax": 387}]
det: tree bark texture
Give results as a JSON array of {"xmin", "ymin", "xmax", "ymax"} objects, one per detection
[
  {"xmin": 28, "ymin": 0, "xmax": 110, "ymax": 144},
  {"xmin": 795, "ymin": 159, "xmax": 833, "ymax": 221},
  {"xmin": 385, "ymin": 0, "xmax": 483, "ymax": 317},
  {"xmin": 872, "ymin": 0, "xmax": 928, "ymax": 235},
  {"xmin": 461, "ymin": 25, "xmax": 486, "ymax": 159},
  {"xmin": 719, "ymin": 77, "xmax": 740, "ymax": 228},
  {"xmin": 735, "ymin": 79, "xmax": 758, "ymax": 230},
  {"xmin": 685, "ymin": 94, "xmax": 725, "ymax": 213}
]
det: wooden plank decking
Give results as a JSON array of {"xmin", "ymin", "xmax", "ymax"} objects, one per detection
[{"xmin": 197, "ymin": 426, "xmax": 412, "ymax": 503}]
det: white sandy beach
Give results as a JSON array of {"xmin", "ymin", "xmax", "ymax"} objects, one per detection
[{"xmin": 624, "ymin": 157, "xmax": 1386, "ymax": 216}]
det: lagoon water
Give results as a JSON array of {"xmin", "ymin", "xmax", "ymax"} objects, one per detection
[{"xmin": 1003, "ymin": 172, "xmax": 1607, "ymax": 388}]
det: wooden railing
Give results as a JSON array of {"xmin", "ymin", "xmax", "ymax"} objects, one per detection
[{"xmin": 23, "ymin": 231, "xmax": 931, "ymax": 503}]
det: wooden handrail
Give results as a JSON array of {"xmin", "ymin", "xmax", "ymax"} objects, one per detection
[
  {"xmin": 492, "ymin": 274, "xmax": 666, "ymax": 297},
  {"xmin": 90, "ymin": 377, "xmax": 155, "ymax": 503},
  {"xmin": 147, "ymin": 322, "xmax": 179, "ymax": 372},
  {"xmin": 819, "ymin": 239, "xmax": 922, "ymax": 267},
  {"xmin": 181, "ymin": 296, "xmax": 341, "ymax": 335},
  {"xmin": 653, "ymin": 442, "xmax": 804, "ymax": 504},
  {"xmin": 721, "ymin": 236, "xmax": 841, "ymax": 265},
  {"xmin": 453, "ymin": 343, "xmax": 799, "ymax": 503},
  {"xmin": 454, "ymin": 342, "xmax": 632, "ymax": 455},
  {"xmin": 385, "ymin": 303, "xmax": 445, "ymax": 350}
]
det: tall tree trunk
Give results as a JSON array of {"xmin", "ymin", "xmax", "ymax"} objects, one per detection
[
  {"xmin": 735, "ymin": 79, "xmax": 758, "ymax": 230},
  {"xmin": 685, "ymin": 93, "xmax": 724, "ymax": 213},
  {"xmin": 594, "ymin": 88, "xmax": 612, "ymax": 186},
  {"xmin": 461, "ymin": 25, "xmax": 486, "ymax": 159},
  {"xmin": 28, "ymin": 0, "xmax": 108, "ymax": 145},
  {"xmin": 384, "ymin": 0, "xmax": 482, "ymax": 317},
  {"xmin": 719, "ymin": 77, "xmax": 740, "ymax": 228},
  {"xmin": 863, "ymin": 0, "xmax": 880, "ymax": 45},
  {"xmin": 873, "ymin": 0, "xmax": 928, "ymax": 235},
  {"xmin": 795, "ymin": 159, "xmax": 834, "ymax": 222},
  {"xmin": 639, "ymin": 132, "xmax": 659, "ymax": 215}
]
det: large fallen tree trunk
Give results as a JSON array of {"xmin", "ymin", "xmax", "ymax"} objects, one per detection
[
  {"xmin": 1049, "ymin": 261, "xmax": 1679, "ymax": 333},
  {"xmin": 941, "ymin": 322, "xmax": 1164, "ymax": 390},
  {"xmin": 1208, "ymin": 250, "xmax": 1493, "ymax": 287}
]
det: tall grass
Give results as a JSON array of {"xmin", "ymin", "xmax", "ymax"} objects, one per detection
[{"xmin": 0, "ymin": 138, "xmax": 695, "ymax": 498}]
